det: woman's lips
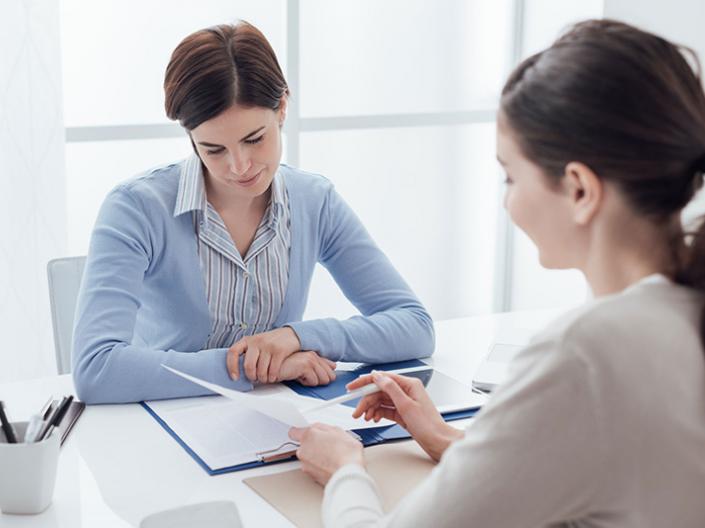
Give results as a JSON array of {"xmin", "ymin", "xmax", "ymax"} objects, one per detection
[{"xmin": 235, "ymin": 170, "xmax": 262, "ymax": 187}]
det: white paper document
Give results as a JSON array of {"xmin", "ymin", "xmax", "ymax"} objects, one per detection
[
  {"xmin": 148, "ymin": 365, "xmax": 484, "ymax": 472},
  {"xmin": 147, "ymin": 396, "xmax": 294, "ymax": 469},
  {"xmin": 148, "ymin": 366, "xmax": 397, "ymax": 471},
  {"xmin": 161, "ymin": 365, "xmax": 392, "ymax": 430},
  {"xmin": 163, "ymin": 365, "xmax": 310, "ymax": 427},
  {"xmin": 145, "ymin": 366, "xmax": 402, "ymax": 471}
]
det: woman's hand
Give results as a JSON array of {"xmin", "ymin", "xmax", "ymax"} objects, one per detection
[
  {"xmin": 289, "ymin": 423, "xmax": 364, "ymax": 485},
  {"xmin": 277, "ymin": 351, "xmax": 337, "ymax": 386},
  {"xmin": 349, "ymin": 371, "xmax": 463, "ymax": 461},
  {"xmin": 227, "ymin": 327, "xmax": 303, "ymax": 383}
]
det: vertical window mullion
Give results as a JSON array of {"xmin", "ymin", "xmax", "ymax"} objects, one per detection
[
  {"xmin": 285, "ymin": 0, "xmax": 301, "ymax": 167},
  {"xmin": 492, "ymin": 0, "xmax": 524, "ymax": 312}
]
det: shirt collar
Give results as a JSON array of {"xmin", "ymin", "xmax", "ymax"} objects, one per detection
[
  {"xmin": 174, "ymin": 154, "xmax": 207, "ymax": 217},
  {"xmin": 267, "ymin": 169, "xmax": 286, "ymax": 228},
  {"xmin": 174, "ymin": 154, "xmax": 286, "ymax": 227}
]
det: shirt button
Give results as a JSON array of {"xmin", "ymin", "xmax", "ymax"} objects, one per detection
[
  {"xmin": 240, "ymin": 322, "xmax": 248, "ymax": 330},
  {"xmin": 243, "ymin": 271, "xmax": 250, "ymax": 279}
]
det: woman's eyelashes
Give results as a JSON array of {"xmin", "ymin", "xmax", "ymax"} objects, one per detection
[
  {"xmin": 205, "ymin": 135, "xmax": 264, "ymax": 155},
  {"xmin": 244, "ymin": 135, "xmax": 264, "ymax": 145}
]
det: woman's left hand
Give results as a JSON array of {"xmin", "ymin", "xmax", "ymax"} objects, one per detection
[
  {"xmin": 289, "ymin": 424, "xmax": 364, "ymax": 486},
  {"xmin": 227, "ymin": 327, "xmax": 302, "ymax": 383}
]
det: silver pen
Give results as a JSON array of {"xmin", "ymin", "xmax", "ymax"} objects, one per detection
[{"xmin": 24, "ymin": 415, "xmax": 45, "ymax": 443}]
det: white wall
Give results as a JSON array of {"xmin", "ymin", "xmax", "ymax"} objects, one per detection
[
  {"xmin": 0, "ymin": 0, "xmax": 66, "ymax": 381},
  {"xmin": 507, "ymin": 0, "xmax": 604, "ymax": 312},
  {"xmin": 604, "ymin": 0, "xmax": 705, "ymax": 52},
  {"xmin": 603, "ymin": 0, "xmax": 705, "ymax": 228}
]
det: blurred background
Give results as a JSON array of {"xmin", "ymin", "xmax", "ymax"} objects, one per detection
[{"xmin": 1, "ymin": 0, "xmax": 703, "ymax": 382}]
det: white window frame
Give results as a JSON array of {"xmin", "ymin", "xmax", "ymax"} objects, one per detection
[{"xmin": 63, "ymin": 0, "xmax": 526, "ymax": 313}]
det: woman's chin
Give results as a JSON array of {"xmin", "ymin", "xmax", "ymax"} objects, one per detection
[{"xmin": 537, "ymin": 252, "xmax": 563, "ymax": 270}]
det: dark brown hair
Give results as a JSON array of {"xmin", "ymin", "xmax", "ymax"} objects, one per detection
[
  {"xmin": 501, "ymin": 19, "xmax": 705, "ymax": 343},
  {"xmin": 164, "ymin": 21, "xmax": 289, "ymax": 130}
]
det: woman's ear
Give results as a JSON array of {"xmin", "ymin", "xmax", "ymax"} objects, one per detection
[
  {"xmin": 277, "ymin": 96, "xmax": 288, "ymax": 126},
  {"xmin": 562, "ymin": 161, "xmax": 603, "ymax": 226}
]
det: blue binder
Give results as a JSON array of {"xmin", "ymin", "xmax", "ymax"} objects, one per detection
[
  {"xmin": 143, "ymin": 359, "xmax": 480, "ymax": 475},
  {"xmin": 284, "ymin": 359, "xmax": 480, "ymax": 446}
]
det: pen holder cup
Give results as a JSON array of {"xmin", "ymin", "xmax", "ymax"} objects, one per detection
[{"xmin": 0, "ymin": 421, "xmax": 60, "ymax": 515}]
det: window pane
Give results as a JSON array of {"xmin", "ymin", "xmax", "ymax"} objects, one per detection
[
  {"xmin": 522, "ymin": 0, "xmax": 604, "ymax": 57},
  {"xmin": 60, "ymin": 0, "xmax": 286, "ymax": 127},
  {"xmin": 507, "ymin": 0, "xmax": 603, "ymax": 312},
  {"xmin": 66, "ymin": 137, "xmax": 192, "ymax": 255},
  {"xmin": 299, "ymin": 0, "xmax": 514, "ymax": 117},
  {"xmin": 510, "ymin": 230, "xmax": 588, "ymax": 311},
  {"xmin": 300, "ymin": 124, "xmax": 501, "ymax": 321}
]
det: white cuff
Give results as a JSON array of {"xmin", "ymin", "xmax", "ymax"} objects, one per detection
[{"xmin": 323, "ymin": 464, "xmax": 385, "ymax": 527}]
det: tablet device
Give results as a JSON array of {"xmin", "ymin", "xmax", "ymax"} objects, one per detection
[{"xmin": 384, "ymin": 367, "xmax": 485, "ymax": 414}]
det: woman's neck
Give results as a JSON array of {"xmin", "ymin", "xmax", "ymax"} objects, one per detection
[
  {"xmin": 204, "ymin": 172, "xmax": 270, "ymax": 218},
  {"xmin": 582, "ymin": 215, "xmax": 674, "ymax": 297},
  {"xmin": 584, "ymin": 250, "xmax": 666, "ymax": 297}
]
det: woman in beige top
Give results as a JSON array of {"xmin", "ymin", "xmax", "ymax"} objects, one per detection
[{"xmin": 288, "ymin": 19, "xmax": 705, "ymax": 527}]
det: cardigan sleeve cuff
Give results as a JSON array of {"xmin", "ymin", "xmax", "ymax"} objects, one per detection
[
  {"xmin": 207, "ymin": 348, "xmax": 255, "ymax": 392},
  {"xmin": 322, "ymin": 463, "xmax": 385, "ymax": 527},
  {"xmin": 285, "ymin": 320, "xmax": 344, "ymax": 361}
]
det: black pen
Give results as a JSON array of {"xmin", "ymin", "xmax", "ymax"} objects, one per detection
[
  {"xmin": 0, "ymin": 401, "xmax": 18, "ymax": 443},
  {"xmin": 36, "ymin": 395, "xmax": 73, "ymax": 442},
  {"xmin": 51, "ymin": 395, "xmax": 74, "ymax": 431}
]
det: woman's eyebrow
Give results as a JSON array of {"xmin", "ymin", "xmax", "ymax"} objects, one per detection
[
  {"xmin": 197, "ymin": 126, "xmax": 267, "ymax": 148},
  {"xmin": 240, "ymin": 126, "xmax": 266, "ymax": 141}
]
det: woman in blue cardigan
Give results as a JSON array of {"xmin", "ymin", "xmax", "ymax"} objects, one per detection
[{"xmin": 72, "ymin": 21, "xmax": 434, "ymax": 404}]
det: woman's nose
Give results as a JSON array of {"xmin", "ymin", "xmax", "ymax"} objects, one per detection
[{"xmin": 229, "ymin": 151, "xmax": 251, "ymax": 176}]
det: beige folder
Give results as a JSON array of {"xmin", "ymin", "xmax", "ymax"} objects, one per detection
[{"xmin": 244, "ymin": 440, "xmax": 436, "ymax": 528}]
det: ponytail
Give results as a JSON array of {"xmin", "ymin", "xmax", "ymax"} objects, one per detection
[{"xmin": 675, "ymin": 157, "xmax": 705, "ymax": 344}]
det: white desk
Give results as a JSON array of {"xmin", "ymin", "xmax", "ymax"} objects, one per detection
[{"xmin": 0, "ymin": 310, "xmax": 559, "ymax": 527}]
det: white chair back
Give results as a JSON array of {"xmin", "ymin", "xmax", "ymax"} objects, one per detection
[{"xmin": 47, "ymin": 256, "xmax": 86, "ymax": 374}]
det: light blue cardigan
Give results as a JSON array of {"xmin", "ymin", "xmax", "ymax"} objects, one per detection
[{"xmin": 72, "ymin": 161, "xmax": 434, "ymax": 404}]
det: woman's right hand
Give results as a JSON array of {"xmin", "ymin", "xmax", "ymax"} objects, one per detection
[{"xmin": 349, "ymin": 371, "xmax": 463, "ymax": 461}]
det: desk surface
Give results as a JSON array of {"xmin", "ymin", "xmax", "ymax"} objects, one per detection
[{"xmin": 0, "ymin": 310, "xmax": 559, "ymax": 527}]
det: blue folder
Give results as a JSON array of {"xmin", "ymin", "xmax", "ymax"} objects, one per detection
[
  {"xmin": 284, "ymin": 359, "xmax": 480, "ymax": 446},
  {"xmin": 143, "ymin": 359, "xmax": 480, "ymax": 475}
]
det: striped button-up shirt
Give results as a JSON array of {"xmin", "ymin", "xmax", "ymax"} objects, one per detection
[{"xmin": 174, "ymin": 155, "xmax": 291, "ymax": 349}]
